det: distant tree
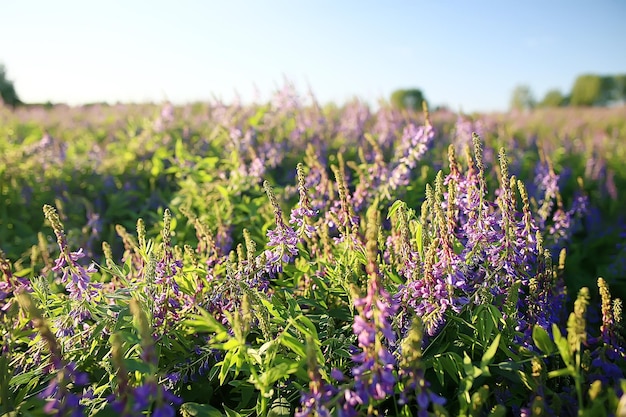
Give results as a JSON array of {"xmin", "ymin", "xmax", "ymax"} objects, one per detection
[
  {"xmin": 569, "ymin": 74, "xmax": 605, "ymax": 106},
  {"xmin": 599, "ymin": 75, "xmax": 618, "ymax": 104},
  {"xmin": 614, "ymin": 74, "xmax": 626, "ymax": 95},
  {"xmin": 510, "ymin": 85, "xmax": 536, "ymax": 111},
  {"xmin": 607, "ymin": 74, "xmax": 626, "ymax": 105},
  {"xmin": 539, "ymin": 89, "xmax": 566, "ymax": 108},
  {"xmin": 390, "ymin": 88, "xmax": 427, "ymax": 111},
  {"xmin": 571, "ymin": 74, "xmax": 626, "ymax": 106},
  {"xmin": 0, "ymin": 64, "xmax": 21, "ymax": 107}
]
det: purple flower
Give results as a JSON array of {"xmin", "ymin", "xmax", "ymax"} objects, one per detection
[
  {"xmin": 290, "ymin": 206, "xmax": 317, "ymax": 238},
  {"xmin": 110, "ymin": 380, "xmax": 181, "ymax": 416},
  {"xmin": 397, "ymin": 123, "xmax": 434, "ymax": 170},
  {"xmin": 346, "ymin": 275, "xmax": 398, "ymax": 409},
  {"xmin": 40, "ymin": 361, "xmax": 90, "ymax": 417},
  {"xmin": 52, "ymin": 249, "xmax": 101, "ymax": 302},
  {"xmin": 264, "ymin": 181, "xmax": 301, "ymax": 275},
  {"xmin": 296, "ymin": 382, "xmax": 337, "ymax": 417}
]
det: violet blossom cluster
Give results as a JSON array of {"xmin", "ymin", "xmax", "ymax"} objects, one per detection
[
  {"xmin": 338, "ymin": 100, "xmax": 371, "ymax": 142},
  {"xmin": 109, "ymin": 380, "xmax": 181, "ymax": 417},
  {"xmin": 151, "ymin": 209, "xmax": 195, "ymax": 331},
  {"xmin": 44, "ymin": 205, "xmax": 101, "ymax": 304},
  {"xmin": 290, "ymin": 163, "xmax": 318, "ymax": 239},
  {"xmin": 152, "ymin": 256, "xmax": 185, "ymax": 329},
  {"xmin": 41, "ymin": 361, "xmax": 91, "ymax": 417},
  {"xmin": 43, "ymin": 205, "xmax": 102, "ymax": 340},
  {"xmin": 0, "ymin": 251, "xmax": 30, "ymax": 320},
  {"xmin": 371, "ymin": 106, "xmax": 404, "ymax": 150},
  {"xmin": 25, "ymin": 132, "xmax": 68, "ymax": 168},
  {"xmin": 295, "ymin": 355, "xmax": 339, "ymax": 417},
  {"xmin": 263, "ymin": 180, "xmax": 301, "ymax": 276},
  {"xmin": 338, "ymin": 275, "xmax": 399, "ymax": 415},
  {"xmin": 52, "ymin": 248, "xmax": 100, "ymax": 303},
  {"xmin": 389, "ymin": 122, "xmax": 435, "ymax": 190},
  {"xmin": 17, "ymin": 293, "xmax": 93, "ymax": 417},
  {"xmin": 397, "ymin": 318, "xmax": 446, "ymax": 417},
  {"xmin": 529, "ymin": 160, "xmax": 589, "ymax": 251},
  {"xmin": 397, "ymin": 136, "xmax": 571, "ymax": 338},
  {"xmin": 107, "ymin": 302, "xmax": 182, "ymax": 416}
]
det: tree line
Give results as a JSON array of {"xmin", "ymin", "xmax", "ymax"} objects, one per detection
[
  {"xmin": 510, "ymin": 73, "xmax": 626, "ymax": 111},
  {"xmin": 2, "ymin": 62, "xmax": 624, "ymax": 112}
]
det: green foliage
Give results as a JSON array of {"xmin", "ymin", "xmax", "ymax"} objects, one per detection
[
  {"xmin": 570, "ymin": 74, "xmax": 603, "ymax": 106},
  {"xmin": 1, "ymin": 99, "xmax": 626, "ymax": 416},
  {"xmin": 0, "ymin": 64, "xmax": 21, "ymax": 107},
  {"xmin": 509, "ymin": 84, "xmax": 536, "ymax": 111},
  {"xmin": 390, "ymin": 88, "xmax": 427, "ymax": 111},
  {"xmin": 539, "ymin": 89, "xmax": 566, "ymax": 108},
  {"xmin": 613, "ymin": 74, "xmax": 626, "ymax": 102},
  {"xmin": 569, "ymin": 74, "xmax": 626, "ymax": 107}
]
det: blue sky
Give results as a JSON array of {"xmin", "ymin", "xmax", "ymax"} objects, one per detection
[{"xmin": 1, "ymin": 1, "xmax": 625, "ymax": 112}]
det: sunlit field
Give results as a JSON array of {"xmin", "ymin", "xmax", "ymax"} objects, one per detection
[{"xmin": 1, "ymin": 91, "xmax": 625, "ymax": 416}]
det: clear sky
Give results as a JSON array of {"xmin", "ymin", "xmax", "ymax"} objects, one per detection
[{"xmin": 1, "ymin": 1, "xmax": 625, "ymax": 112}]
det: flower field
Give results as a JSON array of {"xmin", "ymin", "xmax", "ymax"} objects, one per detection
[{"xmin": 1, "ymin": 90, "xmax": 625, "ymax": 416}]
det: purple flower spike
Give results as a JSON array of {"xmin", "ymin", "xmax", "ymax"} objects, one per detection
[{"xmin": 347, "ymin": 275, "xmax": 398, "ymax": 410}]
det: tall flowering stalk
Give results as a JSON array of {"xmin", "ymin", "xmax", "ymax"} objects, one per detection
[
  {"xmin": 43, "ymin": 205, "xmax": 101, "ymax": 340},
  {"xmin": 152, "ymin": 209, "xmax": 186, "ymax": 331},
  {"xmin": 588, "ymin": 278, "xmax": 625, "ymax": 387},
  {"xmin": 108, "ymin": 299, "xmax": 181, "ymax": 416},
  {"xmin": 389, "ymin": 117, "xmax": 435, "ymax": 190},
  {"xmin": 329, "ymin": 162, "xmax": 359, "ymax": 245},
  {"xmin": 400, "ymin": 173, "xmax": 469, "ymax": 336},
  {"xmin": 397, "ymin": 318, "xmax": 446, "ymax": 416},
  {"xmin": 566, "ymin": 287, "xmax": 591, "ymax": 410},
  {"xmin": 290, "ymin": 163, "xmax": 318, "ymax": 240},
  {"xmin": 43, "ymin": 205, "xmax": 101, "ymax": 303},
  {"xmin": 296, "ymin": 335, "xmax": 338, "ymax": 417},
  {"xmin": 17, "ymin": 293, "xmax": 90, "ymax": 417},
  {"xmin": 339, "ymin": 205, "xmax": 398, "ymax": 415},
  {"xmin": 263, "ymin": 180, "xmax": 299, "ymax": 275}
]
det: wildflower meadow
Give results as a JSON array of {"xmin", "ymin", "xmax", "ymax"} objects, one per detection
[{"xmin": 1, "ymin": 88, "xmax": 625, "ymax": 416}]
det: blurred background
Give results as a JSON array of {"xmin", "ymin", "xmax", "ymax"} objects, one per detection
[{"xmin": 1, "ymin": 0, "xmax": 625, "ymax": 112}]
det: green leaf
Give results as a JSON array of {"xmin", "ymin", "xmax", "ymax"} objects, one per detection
[
  {"xmin": 495, "ymin": 361, "xmax": 521, "ymax": 372},
  {"xmin": 123, "ymin": 358, "xmax": 152, "ymax": 375},
  {"xmin": 218, "ymin": 350, "xmax": 237, "ymax": 384},
  {"xmin": 387, "ymin": 200, "xmax": 405, "ymax": 219},
  {"xmin": 9, "ymin": 369, "xmax": 41, "ymax": 388},
  {"xmin": 481, "ymin": 333, "xmax": 501, "ymax": 368},
  {"xmin": 432, "ymin": 352, "xmax": 462, "ymax": 384},
  {"xmin": 415, "ymin": 221, "xmax": 424, "ymax": 261},
  {"xmin": 279, "ymin": 333, "xmax": 306, "ymax": 358},
  {"xmin": 295, "ymin": 315, "xmax": 319, "ymax": 339},
  {"xmin": 223, "ymin": 405, "xmax": 242, "ymax": 417},
  {"xmin": 215, "ymin": 185, "xmax": 231, "ymax": 199},
  {"xmin": 547, "ymin": 367, "xmax": 573, "ymax": 379},
  {"xmin": 515, "ymin": 369, "xmax": 537, "ymax": 390},
  {"xmin": 14, "ymin": 373, "xmax": 41, "ymax": 405},
  {"xmin": 258, "ymin": 362, "xmax": 300, "ymax": 386},
  {"xmin": 532, "ymin": 325, "xmax": 556, "ymax": 354},
  {"xmin": 180, "ymin": 402, "xmax": 224, "ymax": 417},
  {"xmin": 248, "ymin": 105, "xmax": 269, "ymax": 127},
  {"xmin": 184, "ymin": 308, "xmax": 228, "ymax": 335},
  {"xmin": 551, "ymin": 324, "xmax": 572, "ymax": 366},
  {"xmin": 268, "ymin": 397, "xmax": 291, "ymax": 417}
]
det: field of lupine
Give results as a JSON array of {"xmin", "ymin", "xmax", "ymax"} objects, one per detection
[{"xmin": 1, "ymin": 88, "xmax": 626, "ymax": 416}]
